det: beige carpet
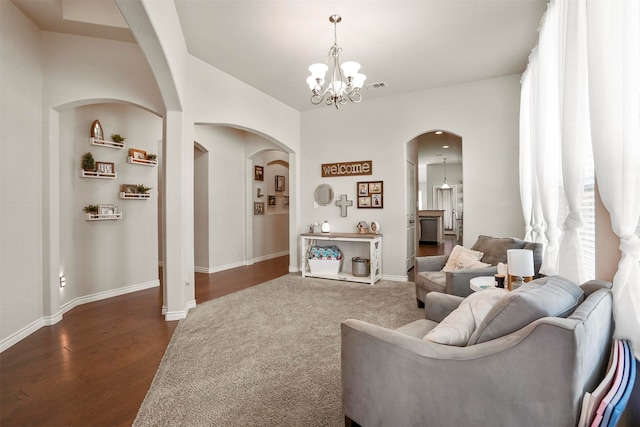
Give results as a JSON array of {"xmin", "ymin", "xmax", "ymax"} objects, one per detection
[{"xmin": 134, "ymin": 274, "xmax": 422, "ymax": 426}]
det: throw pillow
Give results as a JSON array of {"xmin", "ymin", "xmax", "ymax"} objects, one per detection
[
  {"xmin": 423, "ymin": 288, "xmax": 504, "ymax": 346},
  {"xmin": 447, "ymin": 252, "xmax": 491, "ymax": 271},
  {"xmin": 470, "ymin": 235, "xmax": 526, "ymax": 265},
  {"xmin": 441, "ymin": 245, "xmax": 484, "ymax": 272},
  {"xmin": 467, "ymin": 275, "xmax": 585, "ymax": 346}
]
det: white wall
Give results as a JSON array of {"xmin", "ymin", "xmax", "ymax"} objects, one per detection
[
  {"xmin": 0, "ymin": 0, "xmax": 44, "ymax": 344},
  {"xmin": 194, "ymin": 145, "xmax": 209, "ymax": 269},
  {"xmin": 194, "ymin": 125, "xmax": 247, "ymax": 272},
  {"xmin": 300, "ymin": 75, "xmax": 525, "ymax": 279},
  {"xmin": 59, "ymin": 103, "xmax": 161, "ymax": 306}
]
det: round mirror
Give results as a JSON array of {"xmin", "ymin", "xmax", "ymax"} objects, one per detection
[{"xmin": 314, "ymin": 184, "xmax": 334, "ymax": 206}]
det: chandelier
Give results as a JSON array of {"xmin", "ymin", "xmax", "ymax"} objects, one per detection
[{"xmin": 306, "ymin": 15, "xmax": 366, "ymax": 109}]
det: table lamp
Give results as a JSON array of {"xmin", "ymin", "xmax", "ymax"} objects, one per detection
[{"xmin": 507, "ymin": 249, "xmax": 534, "ymax": 290}]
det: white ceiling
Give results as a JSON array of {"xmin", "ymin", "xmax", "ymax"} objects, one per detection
[{"xmin": 12, "ymin": 0, "xmax": 547, "ymax": 112}]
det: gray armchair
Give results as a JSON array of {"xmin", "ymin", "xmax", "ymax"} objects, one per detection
[
  {"xmin": 415, "ymin": 235, "xmax": 543, "ymax": 307},
  {"xmin": 342, "ymin": 277, "xmax": 614, "ymax": 427}
]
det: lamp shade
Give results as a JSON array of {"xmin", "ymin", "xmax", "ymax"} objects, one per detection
[
  {"xmin": 341, "ymin": 61, "xmax": 361, "ymax": 78},
  {"xmin": 308, "ymin": 63, "xmax": 328, "ymax": 80},
  {"xmin": 352, "ymin": 73, "xmax": 367, "ymax": 88},
  {"xmin": 507, "ymin": 249, "xmax": 534, "ymax": 277}
]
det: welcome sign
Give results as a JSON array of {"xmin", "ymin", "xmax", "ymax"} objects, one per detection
[{"xmin": 321, "ymin": 160, "xmax": 372, "ymax": 177}]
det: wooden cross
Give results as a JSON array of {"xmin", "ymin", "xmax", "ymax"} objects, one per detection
[{"xmin": 335, "ymin": 194, "xmax": 353, "ymax": 217}]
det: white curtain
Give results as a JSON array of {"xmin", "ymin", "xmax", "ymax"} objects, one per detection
[
  {"xmin": 586, "ymin": 0, "xmax": 640, "ymax": 357},
  {"xmin": 557, "ymin": 0, "xmax": 590, "ymax": 284},
  {"xmin": 534, "ymin": 5, "xmax": 562, "ymax": 275},
  {"xmin": 519, "ymin": 66, "xmax": 535, "ymax": 242},
  {"xmin": 520, "ymin": 0, "xmax": 640, "ymax": 356},
  {"xmin": 434, "ymin": 188, "xmax": 454, "ymax": 230},
  {"xmin": 520, "ymin": 51, "xmax": 548, "ymax": 246}
]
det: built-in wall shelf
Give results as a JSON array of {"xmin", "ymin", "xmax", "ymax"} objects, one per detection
[
  {"xmin": 85, "ymin": 213, "xmax": 123, "ymax": 221},
  {"xmin": 81, "ymin": 170, "xmax": 117, "ymax": 179},
  {"xmin": 119, "ymin": 192, "xmax": 151, "ymax": 200},
  {"xmin": 89, "ymin": 137, "xmax": 125, "ymax": 149},
  {"xmin": 127, "ymin": 156, "xmax": 157, "ymax": 166}
]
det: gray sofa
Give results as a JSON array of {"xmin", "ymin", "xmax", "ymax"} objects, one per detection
[
  {"xmin": 415, "ymin": 235, "xmax": 543, "ymax": 306},
  {"xmin": 342, "ymin": 277, "xmax": 614, "ymax": 427}
]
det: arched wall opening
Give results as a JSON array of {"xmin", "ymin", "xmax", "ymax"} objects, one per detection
[
  {"xmin": 192, "ymin": 124, "xmax": 292, "ymax": 276},
  {"xmin": 406, "ymin": 129, "xmax": 463, "ymax": 269},
  {"xmin": 52, "ymin": 100, "xmax": 163, "ymax": 316}
]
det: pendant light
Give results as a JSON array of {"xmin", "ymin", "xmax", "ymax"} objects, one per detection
[{"xmin": 441, "ymin": 158, "xmax": 451, "ymax": 189}]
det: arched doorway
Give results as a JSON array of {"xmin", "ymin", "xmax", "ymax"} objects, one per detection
[{"xmin": 408, "ymin": 130, "xmax": 463, "ymax": 272}]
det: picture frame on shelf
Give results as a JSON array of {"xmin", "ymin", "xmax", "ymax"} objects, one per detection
[
  {"xmin": 268, "ymin": 195, "xmax": 276, "ymax": 206},
  {"xmin": 357, "ymin": 181, "xmax": 383, "ymax": 208},
  {"xmin": 121, "ymin": 184, "xmax": 137, "ymax": 194},
  {"xmin": 99, "ymin": 204, "xmax": 117, "ymax": 215},
  {"xmin": 275, "ymin": 175, "xmax": 285, "ymax": 192},
  {"xmin": 95, "ymin": 162, "xmax": 115, "ymax": 174},
  {"xmin": 254, "ymin": 202, "xmax": 265, "ymax": 215},
  {"xmin": 254, "ymin": 165, "xmax": 264, "ymax": 181},
  {"xmin": 129, "ymin": 148, "xmax": 146, "ymax": 160},
  {"xmin": 283, "ymin": 196, "xmax": 289, "ymax": 206}
]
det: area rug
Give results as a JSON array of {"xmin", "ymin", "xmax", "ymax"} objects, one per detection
[{"xmin": 133, "ymin": 274, "xmax": 421, "ymax": 426}]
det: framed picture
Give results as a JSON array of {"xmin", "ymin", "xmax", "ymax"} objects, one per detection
[
  {"xmin": 254, "ymin": 202, "xmax": 264, "ymax": 215},
  {"xmin": 95, "ymin": 162, "xmax": 115, "ymax": 174},
  {"xmin": 357, "ymin": 181, "xmax": 384, "ymax": 208},
  {"xmin": 129, "ymin": 148, "xmax": 146, "ymax": 160},
  {"xmin": 283, "ymin": 196, "xmax": 289, "ymax": 206},
  {"xmin": 98, "ymin": 204, "xmax": 117, "ymax": 215},
  {"xmin": 254, "ymin": 165, "xmax": 264, "ymax": 181},
  {"xmin": 268, "ymin": 195, "xmax": 276, "ymax": 206},
  {"xmin": 275, "ymin": 175, "xmax": 285, "ymax": 192},
  {"xmin": 121, "ymin": 184, "xmax": 137, "ymax": 194}
]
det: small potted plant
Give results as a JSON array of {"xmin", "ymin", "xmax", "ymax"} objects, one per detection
[
  {"xmin": 147, "ymin": 153, "xmax": 157, "ymax": 161},
  {"xmin": 136, "ymin": 184, "xmax": 152, "ymax": 194},
  {"xmin": 81, "ymin": 152, "xmax": 95, "ymax": 171},
  {"xmin": 83, "ymin": 205, "xmax": 99, "ymax": 218},
  {"xmin": 111, "ymin": 134, "xmax": 126, "ymax": 143}
]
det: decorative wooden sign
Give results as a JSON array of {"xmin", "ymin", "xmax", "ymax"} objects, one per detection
[{"xmin": 321, "ymin": 160, "xmax": 372, "ymax": 177}]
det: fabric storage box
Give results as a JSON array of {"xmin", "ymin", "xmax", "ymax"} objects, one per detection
[
  {"xmin": 308, "ymin": 258, "xmax": 342, "ymax": 275},
  {"xmin": 308, "ymin": 245, "xmax": 343, "ymax": 275}
]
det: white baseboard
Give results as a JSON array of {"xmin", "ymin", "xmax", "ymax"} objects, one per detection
[
  {"xmin": 0, "ymin": 280, "xmax": 160, "ymax": 353},
  {"xmin": 253, "ymin": 250, "xmax": 289, "ymax": 264},
  {"xmin": 194, "ymin": 260, "xmax": 246, "ymax": 274},
  {"xmin": 59, "ymin": 280, "xmax": 160, "ymax": 315},
  {"xmin": 164, "ymin": 299, "xmax": 196, "ymax": 321},
  {"xmin": 194, "ymin": 251, "xmax": 290, "ymax": 274},
  {"xmin": 0, "ymin": 318, "xmax": 45, "ymax": 353}
]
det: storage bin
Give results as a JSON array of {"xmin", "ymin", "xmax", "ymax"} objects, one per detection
[
  {"xmin": 352, "ymin": 257, "xmax": 370, "ymax": 277},
  {"xmin": 308, "ymin": 245, "xmax": 343, "ymax": 275},
  {"xmin": 308, "ymin": 259, "xmax": 342, "ymax": 275}
]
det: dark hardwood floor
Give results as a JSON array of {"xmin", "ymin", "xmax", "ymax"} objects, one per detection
[
  {"xmin": 0, "ymin": 256, "xmax": 289, "ymax": 427},
  {"xmin": 1, "ymin": 242, "xmax": 455, "ymax": 427}
]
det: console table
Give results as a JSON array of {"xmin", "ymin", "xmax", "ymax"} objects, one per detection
[{"xmin": 300, "ymin": 232, "xmax": 382, "ymax": 285}]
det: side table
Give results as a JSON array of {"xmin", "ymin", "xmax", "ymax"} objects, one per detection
[{"xmin": 469, "ymin": 276, "xmax": 498, "ymax": 292}]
